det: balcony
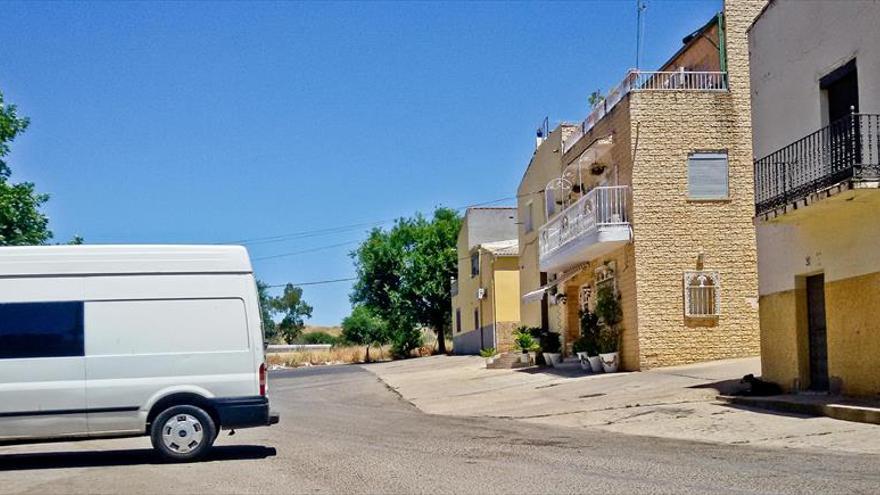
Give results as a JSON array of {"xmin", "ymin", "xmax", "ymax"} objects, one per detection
[
  {"xmin": 754, "ymin": 113, "xmax": 880, "ymax": 220},
  {"xmin": 563, "ymin": 69, "xmax": 728, "ymax": 154},
  {"xmin": 538, "ymin": 186, "xmax": 632, "ymax": 273}
]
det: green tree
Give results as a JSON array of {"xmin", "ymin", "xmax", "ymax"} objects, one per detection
[
  {"xmin": 256, "ymin": 280, "xmax": 280, "ymax": 343},
  {"xmin": 341, "ymin": 305, "xmax": 389, "ymax": 362},
  {"xmin": 271, "ymin": 283, "xmax": 314, "ymax": 344},
  {"xmin": 350, "ymin": 207, "xmax": 461, "ymax": 356},
  {"xmin": 0, "ymin": 91, "xmax": 52, "ymax": 246}
]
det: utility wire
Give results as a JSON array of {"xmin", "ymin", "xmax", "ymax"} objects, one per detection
[
  {"xmin": 251, "ymin": 240, "xmax": 361, "ymax": 261},
  {"xmin": 265, "ymin": 277, "xmax": 357, "ymax": 288}
]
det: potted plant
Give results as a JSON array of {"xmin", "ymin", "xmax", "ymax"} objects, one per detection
[
  {"xmin": 480, "ymin": 347, "xmax": 497, "ymax": 366},
  {"xmin": 539, "ymin": 331, "xmax": 562, "ymax": 368},
  {"xmin": 513, "ymin": 327, "xmax": 538, "ymax": 365},
  {"xmin": 595, "ymin": 285, "xmax": 623, "ymax": 373},
  {"xmin": 575, "ymin": 309, "xmax": 602, "ymax": 372}
]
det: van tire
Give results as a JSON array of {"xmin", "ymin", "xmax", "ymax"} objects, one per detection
[{"xmin": 150, "ymin": 405, "xmax": 217, "ymax": 462}]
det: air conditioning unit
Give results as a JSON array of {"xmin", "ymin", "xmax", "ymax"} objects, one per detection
[{"xmin": 476, "ymin": 287, "xmax": 487, "ymax": 300}]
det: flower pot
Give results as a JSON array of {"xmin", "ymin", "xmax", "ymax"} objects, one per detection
[
  {"xmin": 587, "ymin": 355, "xmax": 603, "ymax": 373},
  {"xmin": 543, "ymin": 352, "xmax": 562, "ymax": 368},
  {"xmin": 599, "ymin": 352, "xmax": 619, "ymax": 373},
  {"xmin": 485, "ymin": 356, "xmax": 495, "ymax": 366},
  {"xmin": 576, "ymin": 352, "xmax": 590, "ymax": 371}
]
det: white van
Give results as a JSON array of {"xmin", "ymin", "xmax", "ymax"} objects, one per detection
[{"xmin": 0, "ymin": 245, "xmax": 278, "ymax": 461}]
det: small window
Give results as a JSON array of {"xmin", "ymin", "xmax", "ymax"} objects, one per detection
[
  {"xmin": 0, "ymin": 302, "xmax": 84, "ymax": 359},
  {"xmin": 688, "ymin": 152, "xmax": 729, "ymax": 200},
  {"xmin": 473, "ymin": 309, "xmax": 479, "ymax": 332},
  {"xmin": 525, "ymin": 201, "xmax": 534, "ymax": 233},
  {"xmin": 455, "ymin": 309, "xmax": 462, "ymax": 334},
  {"xmin": 470, "ymin": 252, "xmax": 480, "ymax": 277},
  {"xmin": 684, "ymin": 271, "xmax": 720, "ymax": 317}
]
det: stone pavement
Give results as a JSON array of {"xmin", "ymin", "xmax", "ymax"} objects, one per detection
[{"xmin": 365, "ymin": 355, "xmax": 880, "ymax": 454}]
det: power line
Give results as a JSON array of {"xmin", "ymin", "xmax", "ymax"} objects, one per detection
[
  {"xmin": 265, "ymin": 277, "xmax": 357, "ymax": 288},
  {"xmin": 251, "ymin": 240, "xmax": 361, "ymax": 261}
]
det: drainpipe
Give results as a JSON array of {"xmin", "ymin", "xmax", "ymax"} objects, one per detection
[
  {"xmin": 490, "ymin": 255, "xmax": 498, "ymax": 351},
  {"xmin": 718, "ymin": 12, "xmax": 727, "ymax": 74},
  {"xmin": 478, "ymin": 248, "xmax": 484, "ymax": 351}
]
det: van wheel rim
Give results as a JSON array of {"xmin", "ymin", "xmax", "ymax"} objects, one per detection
[{"xmin": 161, "ymin": 414, "xmax": 204, "ymax": 454}]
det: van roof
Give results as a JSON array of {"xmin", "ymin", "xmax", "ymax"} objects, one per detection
[{"xmin": 0, "ymin": 245, "xmax": 253, "ymax": 277}]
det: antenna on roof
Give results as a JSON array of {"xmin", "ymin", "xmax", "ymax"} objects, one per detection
[{"xmin": 635, "ymin": 0, "xmax": 647, "ymax": 69}]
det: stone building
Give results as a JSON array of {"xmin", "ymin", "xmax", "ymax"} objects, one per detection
[{"xmin": 517, "ymin": 0, "xmax": 766, "ymax": 370}]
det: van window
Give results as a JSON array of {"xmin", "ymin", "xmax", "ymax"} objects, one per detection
[
  {"xmin": 85, "ymin": 298, "xmax": 249, "ymax": 356},
  {"xmin": 0, "ymin": 302, "xmax": 84, "ymax": 359}
]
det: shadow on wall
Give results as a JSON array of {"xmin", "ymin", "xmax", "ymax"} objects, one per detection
[{"xmin": 0, "ymin": 445, "xmax": 277, "ymax": 471}]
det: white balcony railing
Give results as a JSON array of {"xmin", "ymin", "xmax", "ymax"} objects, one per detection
[
  {"xmin": 563, "ymin": 69, "xmax": 728, "ymax": 154},
  {"xmin": 538, "ymin": 186, "xmax": 631, "ymax": 260}
]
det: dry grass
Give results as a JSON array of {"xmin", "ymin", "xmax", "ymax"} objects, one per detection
[{"xmin": 267, "ymin": 345, "xmax": 392, "ymax": 367}]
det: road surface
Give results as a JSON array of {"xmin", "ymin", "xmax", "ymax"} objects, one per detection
[{"xmin": 1, "ymin": 365, "xmax": 878, "ymax": 494}]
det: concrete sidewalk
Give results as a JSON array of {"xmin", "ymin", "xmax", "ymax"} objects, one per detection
[{"xmin": 365, "ymin": 355, "xmax": 880, "ymax": 454}]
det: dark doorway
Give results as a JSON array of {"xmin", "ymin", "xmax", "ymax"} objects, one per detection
[
  {"xmin": 821, "ymin": 60, "xmax": 860, "ymax": 176},
  {"xmin": 540, "ymin": 272, "xmax": 549, "ymax": 331},
  {"xmin": 805, "ymin": 274, "xmax": 829, "ymax": 392}
]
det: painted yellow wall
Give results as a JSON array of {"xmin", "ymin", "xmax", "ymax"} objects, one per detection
[
  {"xmin": 517, "ymin": 125, "xmax": 574, "ymax": 328},
  {"xmin": 757, "ymin": 192, "xmax": 880, "ymax": 396}
]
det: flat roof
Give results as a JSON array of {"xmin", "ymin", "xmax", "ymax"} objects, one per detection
[{"xmin": 0, "ymin": 245, "xmax": 253, "ymax": 277}]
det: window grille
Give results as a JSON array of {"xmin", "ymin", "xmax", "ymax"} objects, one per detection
[{"xmin": 684, "ymin": 271, "xmax": 720, "ymax": 317}]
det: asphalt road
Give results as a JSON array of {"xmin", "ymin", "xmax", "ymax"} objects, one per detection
[{"xmin": 1, "ymin": 365, "xmax": 879, "ymax": 494}]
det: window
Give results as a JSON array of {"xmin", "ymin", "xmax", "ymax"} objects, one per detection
[
  {"xmin": 684, "ymin": 271, "xmax": 720, "ymax": 317},
  {"xmin": 0, "ymin": 302, "xmax": 84, "ymax": 359},
  {"xmin": 470, "ymin": 252, "xmax": 480, "ymax": 277},
  {"xmin": 455, "ymin": 309, "xmax": 462, "ymax": 334},
  {"xmin": 688, "ymin": 152, "xmax": 729, "ymax": 200},
  {"xmin": 525, "ymin": 201, "xmax": 534, "ymax": 233},
  {"xmin": 473, "ymin": 309, "xmax": 479, "ymax": 332}
]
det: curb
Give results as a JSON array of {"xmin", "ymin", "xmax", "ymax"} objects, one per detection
[{"xmin": 717, "ymin": 395, "xmax": 880, "ymax": 426}]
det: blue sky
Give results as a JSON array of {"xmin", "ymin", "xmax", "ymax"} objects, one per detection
[{"xmin": 1, "ymin": 0, "xmax": 721, "ymax": 325}]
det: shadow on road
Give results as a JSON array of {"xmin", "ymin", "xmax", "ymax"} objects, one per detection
[{"xmin": 0, "ymin": 445, "xmax": 277, "ymax": 471}]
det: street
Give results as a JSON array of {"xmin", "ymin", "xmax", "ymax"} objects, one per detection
[{"xmin": 1, "ymin": 365, "xmax": 879, "ymax": 494}]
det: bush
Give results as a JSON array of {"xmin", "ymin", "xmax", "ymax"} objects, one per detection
[
  {"xmin": 574, "ymin": 309, "xmax": 601, "ymax": 356},
  {"xmin": 479, "ymin": 347, "xmax": 497, "ymax": 358},
  {"xmin": 298, "ymin": 331, "xmax": 339, "ymax": 346},
  {"xmin": 539, "ymin": 331, "xmax": 562, "ymax": 353},
  {"xmin": 512, "ymin": 327, "xmax": 539, "ymax": 353}
]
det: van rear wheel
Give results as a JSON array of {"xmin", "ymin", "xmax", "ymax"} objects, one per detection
[{"xmin": 150, "ymin": 405, "xmax": 217, "ymax": 462}]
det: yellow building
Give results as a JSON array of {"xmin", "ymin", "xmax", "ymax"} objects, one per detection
[
  {"xmin": 518, "ymin": 0, "xmax": 766, "ymax": 371},
  {"xmin": 749, "ymin": 0, "xmax": 880, "ymax": 396},
  {"xmin": 451, "ymin": 208, "xmax": 521, "ymax": 354}
]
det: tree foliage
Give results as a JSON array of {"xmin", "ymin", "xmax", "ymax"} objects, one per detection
[
  {"xmin": 341, "ymin": 305, "xmax": 388, "ymax": 361},
  {"xmin": 0, "ymin": 91, "xmax": 52, "ymax": 246},
  {"xmin": 350, "ymin": 208, "xmax": 461, "ymax": 357},
  {"xmin": 256, "ymin": 280, "xmax": 314, "ymax": 344}
]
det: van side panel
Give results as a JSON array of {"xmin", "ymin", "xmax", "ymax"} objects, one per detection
[
  {"xmin": 0, "ymin": 278, "xmax": 88, "ymax": 441},
  {"xmin": 82, "ymin": 274, "xmax": 260, "ymax": 435}
]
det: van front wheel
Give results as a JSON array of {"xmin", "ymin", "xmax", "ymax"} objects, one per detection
[{"xmin": 150, "ymin": 405, "xmax": 217, "ymax": 462}]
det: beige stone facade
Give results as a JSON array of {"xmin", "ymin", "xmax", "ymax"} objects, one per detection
[{"xmin": 517, "ymin": 0, "xmax": 765, "ymax": 370}]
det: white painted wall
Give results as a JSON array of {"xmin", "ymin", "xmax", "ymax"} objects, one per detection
[
  {"xmin": 749, "ymin": 0, "xmax": 880, "ymax": 159},
  {"xmin": 756, "ymin": 191, "xmax": 880, "ymax": 295}
]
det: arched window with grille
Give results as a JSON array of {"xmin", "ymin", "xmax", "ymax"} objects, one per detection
[{"xmin": 684, "ymin": 271, "xmax": 720, "ymax": 317}]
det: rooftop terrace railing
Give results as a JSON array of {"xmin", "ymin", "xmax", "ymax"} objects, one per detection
[{"xmin": 563, "ymin": 69, "xmax": 728, "ymax": 154}]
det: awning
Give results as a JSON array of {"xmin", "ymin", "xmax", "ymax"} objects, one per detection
[{"xmin": 520, "ymin": 265, "xmax": 587, "ymax": 304}]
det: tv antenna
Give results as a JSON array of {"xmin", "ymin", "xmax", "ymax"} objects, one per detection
[{"xmin": 635, "ymin": 0, "xmax": 647, "ymax": 69}]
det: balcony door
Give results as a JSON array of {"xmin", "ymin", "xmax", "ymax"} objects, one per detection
[{"xmin": 821, "ymin": 60, "xmax": 860, "ymax": 178}]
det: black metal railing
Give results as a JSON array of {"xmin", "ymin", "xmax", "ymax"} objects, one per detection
[{"xmin": 754, "ymin": 113, "xmax": 880, "ymax": 216}]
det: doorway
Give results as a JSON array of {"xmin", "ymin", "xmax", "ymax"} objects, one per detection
[
  {"xmin": 821, "ymin": 60, "xmax": 860, "ymax": 176},
  {"xmin": 805, "ymin": 274, "xmax": 829, "ymax": 392}
]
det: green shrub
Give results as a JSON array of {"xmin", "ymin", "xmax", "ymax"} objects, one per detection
[
  {"xmin": 594, "ymin": 286, "xmax": 623, "ymax": 354},
  {"xmin": 574, "ymin": 309, "xmax": 601, "ymax": 356},
  {"xmin": 512, "ymin": 327, "xmax": 539, "ymax": 353},
  {"xmin": 539, "ymin": 331, "xmax": 561, "ymax": 353},
  {"xmin": 479, "ymin": 347, "xmax": 497, "ymax": 358},
  {"xmin": 299, "ymin": 331, "xmax": 339, "ymax": 346}
]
